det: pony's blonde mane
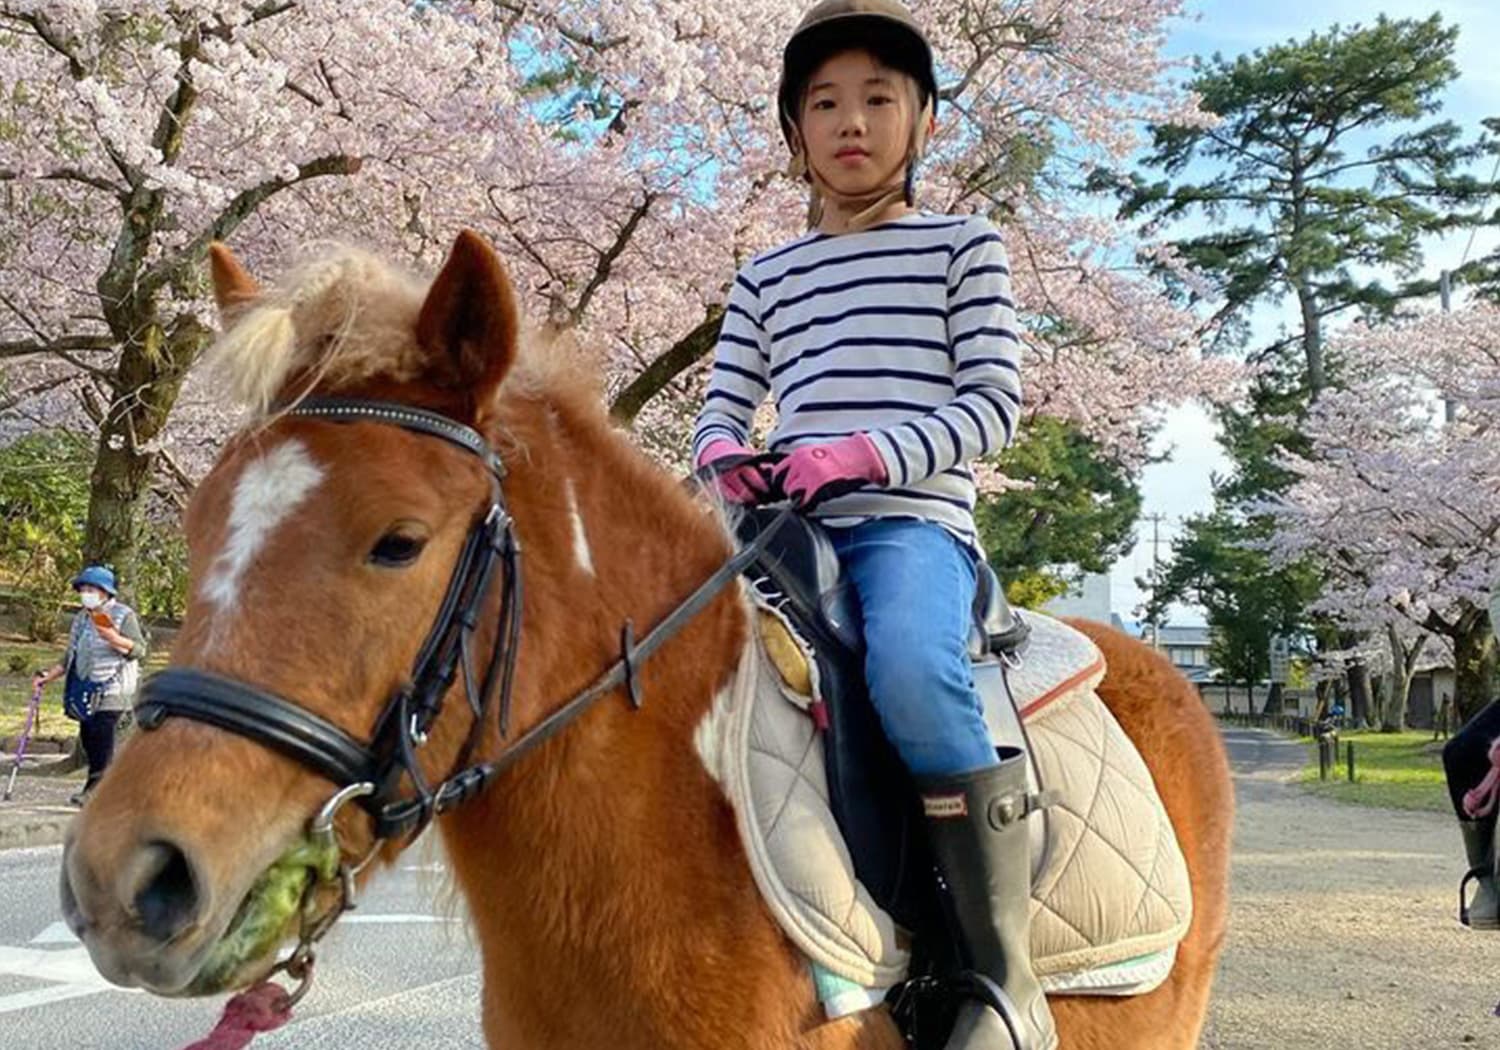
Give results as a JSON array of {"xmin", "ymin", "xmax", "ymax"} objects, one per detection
[
  {"xmin": 208, "ymin": 241, "xmax": 602, "ymax": 423},
  {"xmin": 208, "ymin": 244, "xmax": 432, "ymax": 414}
]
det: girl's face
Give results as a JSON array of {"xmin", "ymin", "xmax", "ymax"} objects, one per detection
[
  {"xmin": 78, "ymin": 586, "xmax": 107, "ymax": 609},
  {"xmin": 799, "ymin": 49, "xmax": 916, "ymax": 198}
]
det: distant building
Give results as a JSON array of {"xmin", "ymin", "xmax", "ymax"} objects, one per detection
[
  {"xmin": 1405, "ymin": 644, "xmax": 1458, "ymax": 729},
  {"xmin": 1042, "ymin": 572, "xmax": 1124, "ymax": 630},
  {"xmin": 1152, "ymin": 624, "xmax": 1217, "ymax": 685}
]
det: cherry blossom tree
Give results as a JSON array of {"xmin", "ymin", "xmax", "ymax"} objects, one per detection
[
  {"xmin": 0, "ymin": 0, "xmax": 1231, "ymax": 586},
  {"xmin": 1267, "ymin": 303, "xmax": 1500, "ymax": 721}
]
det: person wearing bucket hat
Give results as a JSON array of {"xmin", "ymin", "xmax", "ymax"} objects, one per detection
[
  {"xmin": 33, "ymin": 564, "xmax": 147, "ymax": 805},
  {"xmin": 694, "ymin": 3, "xmax": 1053, "ymax": 1048}
]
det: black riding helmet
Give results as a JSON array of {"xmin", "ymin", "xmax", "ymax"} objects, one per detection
[{"xmin": 777, "ymin": 0, "xmax": 939, "ymax": 150}]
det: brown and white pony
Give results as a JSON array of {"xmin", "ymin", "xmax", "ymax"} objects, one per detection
[{"xmin": 61, "ymin": 231, "xmax": 1232, "ymax": 1049}]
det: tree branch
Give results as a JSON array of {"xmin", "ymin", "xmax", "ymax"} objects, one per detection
[
  {"xmin": 554, "ymin": 21, "xmax": 628, "ymax": 52},
  {"xmin": 0, "ymin": 372, "xmax": 79, "ymax": 414},
  {"xmin": 151, "ymin": 19, "xmax": 203, "ymax": 164},
  {"xmin": 609, "ymin": 308, "xmax": 723, "ymax": 425},
  {"xmin": 0, "ymin": 166, "xmax": 128, "ymax": 196},
  {"xmin": 571, "ymin": 192, "xmax": 655, "ymax": 325},
  {"xmin": 5, "ymin": 9, "xmax": 88, "ymax": 78},
  {"xmin": 154, "ymin": 444, "xmax": 197, "ymax": 504},
  {"xmin": 142, "ymin": 152, "xmax": 364, "ymax": 293},
  {"xmin": 0, "ymin": 334, "xmax": 116, "ymax": 360}
]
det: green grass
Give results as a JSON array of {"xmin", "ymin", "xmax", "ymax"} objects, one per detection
[
  {"xmin": 1298, "ymin": 729, "xmax": 1450, "ymax": 812},
  {"xmin": 0, "ymin": 631, "xmax": 172, "ymax": 741}
]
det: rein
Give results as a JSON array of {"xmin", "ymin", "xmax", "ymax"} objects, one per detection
[{"xmin": 137, "ymin": 395, "xmax": 789, "ymax": 1017}]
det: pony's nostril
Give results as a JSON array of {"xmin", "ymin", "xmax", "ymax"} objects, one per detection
[{"xmin": 130, "ymin": 841, "xmax": 201, "ymax": 945}]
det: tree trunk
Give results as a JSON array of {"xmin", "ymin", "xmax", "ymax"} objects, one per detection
[
  {"xmin": 1380, "ymin": 624, "xmax": 1422, "ymax": 732},
  {"xmin": 82, "ymin": 316, "xmax": 210, "ymax": 592},
  {"xmin": 1294, "ymin": 281, "xmax": 1325, "ymax": 399},
  {"xmin": 1454, "ymin": 612, "xmax": 1498, "ymax": 725},
  {"xmin": 1346, "ymin": 660, "xmax": 1373, "ymax": 728},
  {"xmin": 608, "ymin": 310, "xmax": 724, "ymax": 425},
  {"xmin": 1288, "ymin": 158, "xmax": 1326, "ymax": 400}
]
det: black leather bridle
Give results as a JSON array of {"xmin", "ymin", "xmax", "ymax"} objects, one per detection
[{"xmin": 135, "ymin": 396, "xmax": 788, "ymax": 845}]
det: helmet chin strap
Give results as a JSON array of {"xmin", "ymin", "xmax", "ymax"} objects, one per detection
[{"xmin": 790, "ymin": 94, "xmax": 933, "ymax": 234}]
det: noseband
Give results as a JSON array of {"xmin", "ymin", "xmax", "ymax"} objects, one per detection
[{"xmin": 136, "ymin": 397, "xmax": 787, "ymax": 845}]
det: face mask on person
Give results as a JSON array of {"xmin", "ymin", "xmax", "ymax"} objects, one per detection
[{"xmin": 79, "ymin": 591, "xmax": 106, "ymax": 610}]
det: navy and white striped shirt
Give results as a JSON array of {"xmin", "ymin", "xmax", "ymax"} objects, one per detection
[{"xmin": 693, "ymin": 213, "xmax": 1023, "ymax": 547}]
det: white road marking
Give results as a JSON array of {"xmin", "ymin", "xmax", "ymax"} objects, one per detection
[{"xmin": 2, "ymin": 913, "xmax": 457, "ymax": 1014}]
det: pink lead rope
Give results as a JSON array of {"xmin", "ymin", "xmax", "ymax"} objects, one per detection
[
  {"xmin": 180, "ymin": 982, "xmax": 295, "ymax": 1050},
  {"xmin": 1463, "ymin": 739, "xmax": 1500, "ymax": 819}
]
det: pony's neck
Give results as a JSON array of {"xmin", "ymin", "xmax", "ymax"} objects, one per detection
[{"xmin": 436, "ymin": 380, "xmax": 817, "ymax": 1048}]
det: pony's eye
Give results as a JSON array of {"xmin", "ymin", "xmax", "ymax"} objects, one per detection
[{"xmin": 369, "ymin": 531, "xmax": 428, "ymax": 567}]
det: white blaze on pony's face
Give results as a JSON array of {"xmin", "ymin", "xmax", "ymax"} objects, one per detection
[
  {"xmin": 201, "ymin": 440, "xmax": 324, "ymax": 616},
  {"xmin": 564, "ymin": 476, "xmax": 596, "ymax": 577},
  {"xmin": 58, "ymin": 231, "xmax": 529, "ymax": 1002}
]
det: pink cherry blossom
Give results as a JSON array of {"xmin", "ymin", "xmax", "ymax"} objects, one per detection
[{"xmin": 1, "ymin": 0, "xmax": 1226, "ymax": 493}]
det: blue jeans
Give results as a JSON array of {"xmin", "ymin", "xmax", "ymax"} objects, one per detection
[{"xmin": 827, "ymin": 518, "xmax": 999, "ymax": 778}]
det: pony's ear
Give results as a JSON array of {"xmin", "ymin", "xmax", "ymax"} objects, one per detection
[
  {"xmin": 208, "ymin": 242, "xmax": 260, "ymax": 322},
  {"xmin": 416, "ymin": 229, "xmax": 519, "ymax": 399}
]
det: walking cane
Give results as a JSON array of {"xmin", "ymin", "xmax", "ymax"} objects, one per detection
[{"xmin": 4, "ymin": 683, "xmax": 43, "ymax": 802}]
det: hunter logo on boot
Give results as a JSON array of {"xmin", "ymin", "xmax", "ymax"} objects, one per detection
[{"xmin": 923, "ymin": 793, "xmax": 968, "ymax": 818}]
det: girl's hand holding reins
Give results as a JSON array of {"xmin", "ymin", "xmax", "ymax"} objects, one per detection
[
  {"xmin": 698, "ymin": 439, "xmax": 778, "ymax": 505},
  {"xmin": 772, "ymin": 433, "xmax": 888, "ymax": 508}
]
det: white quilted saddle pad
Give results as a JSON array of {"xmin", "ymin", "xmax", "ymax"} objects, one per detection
[{"xmin": 696, "ymin": 594, "xmax": 1193, "ymax": 998}]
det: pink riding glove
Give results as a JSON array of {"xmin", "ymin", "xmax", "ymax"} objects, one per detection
[
  {"xmin": 772, "ymin": 433, "xmax": 888, "ymax": 508},
  {"xmin": 698, "ymin": 439, "xmax": 772, "ymax": 505}
]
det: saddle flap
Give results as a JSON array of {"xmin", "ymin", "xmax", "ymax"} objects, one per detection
[
  {"xmin": 719, "ymin": 597, "xmax": 1193, "ymax": 995},
  {"xmin": 736, "ymin": 508, "xmax": 863, "ymax": 653}
]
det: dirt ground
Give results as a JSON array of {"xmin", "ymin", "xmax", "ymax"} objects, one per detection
[{"xmin": 1202, "ymin": 728, "xmax": 1500, "ymax": 1049}]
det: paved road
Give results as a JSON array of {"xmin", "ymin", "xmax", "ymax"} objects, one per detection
[
  {"xmin": 1203, "ymin": 728, "xmax": 1500, "ymax": 1050},
  {"xmin": 9, "ymin": 729, "xmax": 1494, "ymax": 1049},
  {"xmin": 0, "ymin": 842, "xmax": 485, "ymax": 1048}
]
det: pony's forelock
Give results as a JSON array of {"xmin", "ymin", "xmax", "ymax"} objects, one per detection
[
  {"xmin": 207, "ymin": 242, "xmax": 594, "ymax": 420},
  {"xmin": 207, "ymin": 244, "xmax": 431, "ymax": 416}
]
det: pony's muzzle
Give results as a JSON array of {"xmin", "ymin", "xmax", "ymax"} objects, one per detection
[{"xmin": 62, "ymin": 834, "xmax": 212, "ymax": 991}]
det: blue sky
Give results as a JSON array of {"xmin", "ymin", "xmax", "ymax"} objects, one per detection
[{"xmin": 1110, "ymin": 0, "xmax": 1500, "ymax": 623}]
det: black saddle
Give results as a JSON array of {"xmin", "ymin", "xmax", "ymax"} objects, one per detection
[
  {"xmin": 733, "ymin": 508, "xmax": 1028, "ymax": 938},
  {"xmin": 735, "ymin": 508, "xmax": 1030, "ymax": 661}
]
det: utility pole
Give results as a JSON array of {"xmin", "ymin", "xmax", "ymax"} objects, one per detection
[
  {"xmin": 1441, "ymin": 270, "xmax": 1456, "ymax": 423},
  {"xmin": 1143, "ymin": 512, "xmax": 1168, "ymax": 649}
]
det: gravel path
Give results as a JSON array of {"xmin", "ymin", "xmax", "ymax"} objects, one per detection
[{"xmin": 1202, "ymin": 728, "xmax": 1500, "ymax": 1049}]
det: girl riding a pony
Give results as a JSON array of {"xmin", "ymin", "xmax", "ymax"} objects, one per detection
[{"xmin": 693, "ymin": 3, "xmax": 1050, "ymax": 1046}]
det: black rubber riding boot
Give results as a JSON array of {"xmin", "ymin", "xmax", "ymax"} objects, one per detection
[
  {"xmin": 1459, "ymin": 820, "xmax": 1500, "ymax": 929},
  {"xmin": 919, "ymin": 750, "xmax": 1058, "ymax": 1050}
]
